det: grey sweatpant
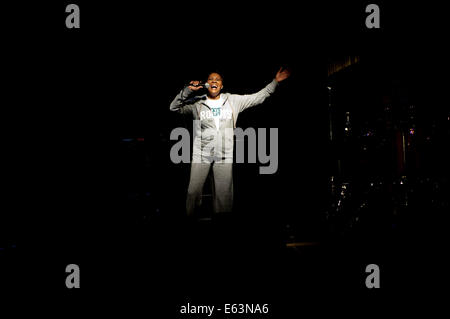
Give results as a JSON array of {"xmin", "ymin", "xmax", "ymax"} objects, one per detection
[{"xmin": 186, "ymin": 162, "xmax": 233, "ymax": 216}]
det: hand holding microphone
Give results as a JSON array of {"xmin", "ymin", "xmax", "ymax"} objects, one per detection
[{"xmin": 188, "ymin": 81, "xmax": 210, "ymax": 91}]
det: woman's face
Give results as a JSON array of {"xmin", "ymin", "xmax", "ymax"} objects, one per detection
[{"xmin": 206, "ymin": 73, "xmax": 223, "ymax": 98}]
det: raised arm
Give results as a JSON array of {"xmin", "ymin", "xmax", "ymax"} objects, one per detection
[{"xmin": 233, "ymin": 67, "xmax": 291, "ymax": 113}]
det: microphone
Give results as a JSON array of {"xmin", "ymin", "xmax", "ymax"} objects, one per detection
[{"xmin": 188, "ymin": 82, "xmax": 210, "ymax": 89}]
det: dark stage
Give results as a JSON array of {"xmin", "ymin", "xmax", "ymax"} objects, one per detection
[{"xmin": 1, "ymin": 0, "xmax": 449, "ymax": 316}]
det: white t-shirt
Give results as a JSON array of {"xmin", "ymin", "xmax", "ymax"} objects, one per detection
[{"xmin": 206, "ymin": 96, "xmax": 224, "ymax": 130}]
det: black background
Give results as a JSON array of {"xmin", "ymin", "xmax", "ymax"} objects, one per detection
[{"xmin": 1, "ymin": 0, "xmax": 448, "ymax": 316}]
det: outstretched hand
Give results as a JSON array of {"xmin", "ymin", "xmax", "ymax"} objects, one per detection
[{"xmin": 275, "ymin": 67, "xmax": 291, "ymax": 83}]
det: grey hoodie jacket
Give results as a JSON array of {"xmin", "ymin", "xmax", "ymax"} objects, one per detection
[{"xmin": 170, "ymin": 79, "xmax": 278, "ymax": 163}]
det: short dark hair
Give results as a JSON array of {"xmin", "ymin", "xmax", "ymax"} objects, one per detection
[{"xmin": 206, "ymin": 70, "xmax": 224, "ymax": 82}]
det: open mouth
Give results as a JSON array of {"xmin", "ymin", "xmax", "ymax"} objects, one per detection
[{"xmin": 210, "ymin": 84, "xmax": 218, "ymax": 89}]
